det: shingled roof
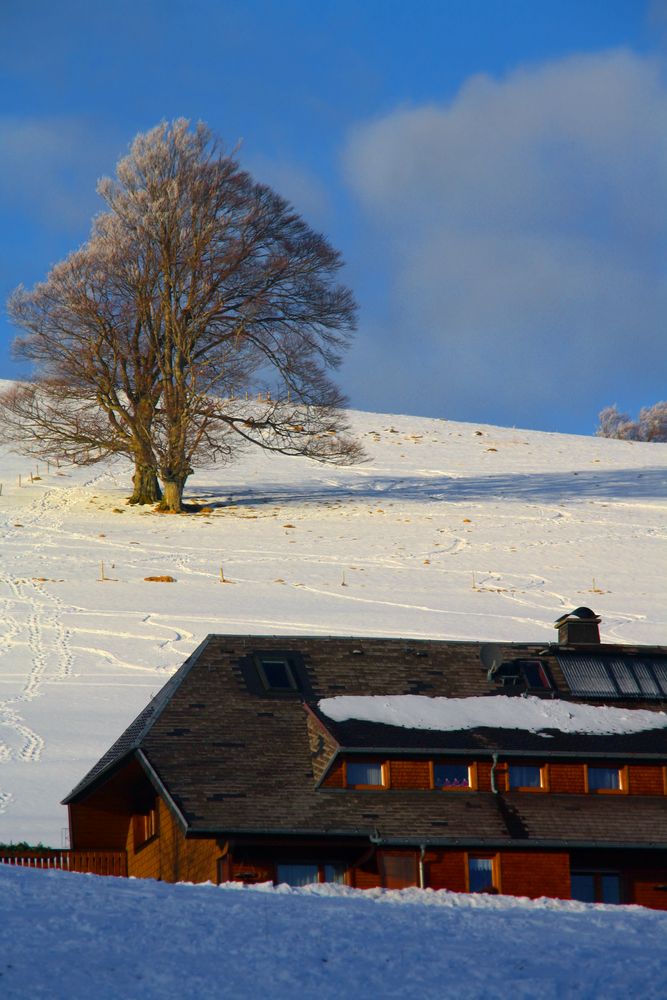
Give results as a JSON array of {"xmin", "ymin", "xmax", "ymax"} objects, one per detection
[{"xmin": 63, "ymin": 633, "xmax": 667, "ymax": 848}]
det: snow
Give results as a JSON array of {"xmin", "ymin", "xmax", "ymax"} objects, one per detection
[
  {"xmin": 319, "ymin": 694, "xmax": 667, "ymax": 735},
  {"xmin": 1, "ymin": 392, "xmax": 667, "ymax": 843},
  {"xmin": 2, "ymin": 865, "xmax": 667, "ymax": 1000}
]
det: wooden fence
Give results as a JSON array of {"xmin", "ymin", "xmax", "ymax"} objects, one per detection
[{"xmin": 0, "ymin": 850, "xmax": 127, "ymax": 877}]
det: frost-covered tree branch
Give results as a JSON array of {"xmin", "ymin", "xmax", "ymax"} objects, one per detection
[
  {"xmin": 1, "ymin": 119, "xmax": 362, "ymax": 511},
  {"xmin": 596, "ymin": 403, "xmax": 667, "ymax": 443}
]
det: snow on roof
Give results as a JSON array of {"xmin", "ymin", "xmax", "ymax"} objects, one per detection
[{"xmin": 318, "ymin": 694, "xmax": 667, "ymax": 735}]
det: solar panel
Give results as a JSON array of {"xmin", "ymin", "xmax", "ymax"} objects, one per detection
[
  {"xmin": 648, "ymin": 659, "xmax": 667, "ymax": 695},
  {"xmin": 633, "ymin": 660, "xmax": 662, "ymax": 697},
  {"xmin": 557, "ymin": 654, "xmax": 667, "ymax": 700},
  {"xmin": 557, "ymin": 654, "xmax": 617, "ymax": 697},
  {"xmin": 607, "ymin": 658, "xmax": 641, "ymax": 696}
]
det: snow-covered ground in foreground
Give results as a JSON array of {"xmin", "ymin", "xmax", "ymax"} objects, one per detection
[
  {"xmin": 1, "ymin": 399, "xmax": 666, "ymax": 843},
  {"xmin": 2, "ymin": 866, "xmax": 667, "ymax": 1000}
]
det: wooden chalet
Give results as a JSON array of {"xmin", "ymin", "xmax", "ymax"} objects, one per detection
[{"xmin": 63, "ymin": 608, "xmax": 667, "ymax": 908}]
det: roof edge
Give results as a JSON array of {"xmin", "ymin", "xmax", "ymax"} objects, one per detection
[
  {"xmin": 179, "ymin": 827, "xmax": 667, "ymax": 851},
  {"xmin": 61, "ymin": 636, "xmax": 213, "ymax": 803},
  {"xmin": 136, "ymin": 749, "xmax": 188, "ymax": 835},
  {"xmin": 61, "ymin": 748, "xmax": 135, "ymax": 805}
]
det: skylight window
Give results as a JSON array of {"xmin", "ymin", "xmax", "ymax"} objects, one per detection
[
  {"xmin": 489, "ymin": 659, "xmax": 553, "ymax": 692},
  {"xmin": 256, "ymin": 656, "xmax": 299, "ymax": 692}
]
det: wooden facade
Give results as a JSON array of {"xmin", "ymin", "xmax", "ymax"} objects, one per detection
[{"xmin": 63, "ymin": 618, "xmax": 667, "ymax": 909}]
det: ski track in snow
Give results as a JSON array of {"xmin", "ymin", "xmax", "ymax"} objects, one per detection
[{"xmin": 0, "ymin": 471, "xmax": 113, "ymax": 765}]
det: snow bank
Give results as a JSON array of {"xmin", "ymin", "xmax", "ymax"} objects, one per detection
[
  {"xmin": 2, "ymin": 866, "xmax": 667, "ymax": 1000},
  {"xmin": 318, "ymin": 694, "xmax": 667, "ymax": 735}
]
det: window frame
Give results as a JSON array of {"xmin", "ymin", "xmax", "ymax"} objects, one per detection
[
  {"xmin": 430, "ymin": 760, "xmax": 478, "ymax": 791},
  {"xmin": 518, "ymin": 659, "xmax": 554, "ymax": 691},
  {"xmin": 133, "ymin": 802, "xmax": 159, "ymax": 850},
  {"xmin": 465, "ymin": 853, "xmax": 501, "ymax": 894},
  {"xmin": 274, "ymin": 861, "xmax": 348, "ymax": 887},
  {"xmin": 377, "ymin": 850, "xmax": 419, "ymax": 889},
  {"xmin": 584, "ymin": 765, "xmax": 628, "ymax": 795},
  {"xmin": 570, "ymin": 869, "xmax": 623, "ymax": 904},
  {"xmin": 507, "ymin": 762, "xmax": 550, "ymax": 793},
  {"xmin": 255, "ymin": 655, "xmax": 299, "ymax": 692},
  {"xmin": 344, "ymin": 759, "xmax": 388, "ymax": 789}
]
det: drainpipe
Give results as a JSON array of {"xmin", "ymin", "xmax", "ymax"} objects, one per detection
[
  {"xmin": 419, "ymin": 844, "xmax": 426, "ymax": 889},
  {"xmin": 490, "ymin": 753, "xmax": 499, "ymax": 794}
]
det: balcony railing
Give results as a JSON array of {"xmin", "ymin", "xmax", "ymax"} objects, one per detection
[{"xmin": 0, "ymin": 849, "xmax": 127, "ymax": 877}]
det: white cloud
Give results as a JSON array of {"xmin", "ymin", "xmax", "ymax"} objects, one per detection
[
  {"xmin": 0, "ymin": 117, "xmax": 122, "ymax": 232},
  {"xmin": 343, "ymin": 50, "xmax": 667, "ymax": 430}
]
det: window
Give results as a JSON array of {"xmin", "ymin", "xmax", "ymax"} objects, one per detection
[
  {"xmin": 378, "ymin": 852, "xmax": 418, "ymax": 889},
  {"xmin": 276, "ymin": 863, "xmax": 347, "ymax": 887},
  {"xmin": 508, "ymin": 764, "xmax": 546, "ymax": 791},
  {"xmin": 345, "ymin": 760, "xmax": 385, "ymax": 788},
  {"xmin": 587, "ymin": 766, "xmax": 624, "ymax": 793},
  {"xmin": 256, "ymin": 656, "xmax": 298, "ymax": 691},
  {"xmin": 276, "ymin": 863, "xmax": 319, "ymax": 887},
  {"xmin": 519, "ymin": 660, "xmax": 553, "ymax": 691},
  {"xmin": 467, "ymin": 856, "xmax": 498, "ymax": 894},
  {"xmin": 323, "ymin": 863, "xmax": 347, "ymax": 884},
  {"xmin": 433, "ymin": 763, "xmax": 473, "ymax": 790},
  {"xmin": 570, "ymin": 871, "xmax": 622, "ymax": 904},
  {"xmin": 133, "ymin": 804, "xmax": 158, "ymax": 849},
  {"xmin": 490, "ymin": 659, "xmax": 553, "ymax": 692}
]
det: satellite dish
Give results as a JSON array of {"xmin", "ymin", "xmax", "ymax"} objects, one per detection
[{"xmin": 480, "ymin": 643, "xmax": 504, "ymax": 675}]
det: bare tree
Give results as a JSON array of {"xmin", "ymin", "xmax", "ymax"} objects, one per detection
[
  {"xmin": 5, "ymin": 216, "xmax": 164, "ymax": 502},
  {"xmin": 2, "ymin": 120, "xmax": 362, "ymax": 511},
  {"xmin": 596, "ymin": 402, "xmax": 667, "ymax": 443}
]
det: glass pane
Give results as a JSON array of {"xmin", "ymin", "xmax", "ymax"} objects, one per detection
[
  {"xmin": 588, "ymin": 767, "xmax": 620, "ymax": 791},
  {"xmin": 347, "ymin": 761, "xmax": 383, "ymax": 786},
  {"xmin": 522, "ymin": 662, "xmax": 551, "ymax": 689},
  {"xmin": 570, "ymin": 873, "xmax": 596, "ymax": 902},
  {"xmin": 276, "ymin": 864, "xmax": 319, "ymax": 887},
  {"xmin": 600, "ymin": 875, "xmax": 621, "ymax": 904},
  {"xmin": 434, "ymin": 764, "xmax": 470, "ymax": 788},
  {"xmin": 633, "ymin": 660, "xmax": 661, "ymax": 696},
  {"xmin": 509, "ymin": 765, "xmax": 541, "ymax": 788},
  {"xmin": 558, "ymin": 655, "xmax": 617, "ymax": 696},
  {"xmin": 607, "ymin": 658, "xmax": 641, "ymax": 695},
  {"xmin": 260, "ymin": 659, "xmax": 295, "ymax": 689},
  {"xmin": 323, "ymin": 864, "xmax": 346, "ymax": 884},
  {"xmin": 647, "ymin": 659, "xmax": 667, "ymax": 695},
  {"xmin": 468, "ymin": 857, "xmax": 494, "ymax": 893}
]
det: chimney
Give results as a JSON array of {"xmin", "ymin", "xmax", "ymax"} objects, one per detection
[{"xmin": 554, "ymin": 607, "xmax": 601, "ymax": 646}]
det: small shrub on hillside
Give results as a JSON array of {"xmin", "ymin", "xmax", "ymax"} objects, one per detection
[{"xmin": 596, "ymin": 402, "xmax": 667, "ymax": 442}]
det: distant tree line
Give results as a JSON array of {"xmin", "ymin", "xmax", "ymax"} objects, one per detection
[{"xmin": 597, "ymin": 402, "xmax": 667, "ymax": 442}]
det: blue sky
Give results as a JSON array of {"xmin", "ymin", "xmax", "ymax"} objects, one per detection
[{"xmin": 1, "ymin": 0, "xmax": 664, "ymax": 433}]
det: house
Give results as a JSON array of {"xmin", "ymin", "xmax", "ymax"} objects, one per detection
[{"xmin": 63, "ymin": 608, "xmax": 667, "ymax": 908}]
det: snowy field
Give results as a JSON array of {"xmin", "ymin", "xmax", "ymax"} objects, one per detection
[
  {"xmin": 3, "ymin": 866, "xmax": 667, "ymax": 1000},
  {"xmin": 1, "ymin": 400, "xmax": 666, "ymax": 844}
]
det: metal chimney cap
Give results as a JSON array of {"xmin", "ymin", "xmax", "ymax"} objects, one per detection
[{"xmin": 554, "ymin": 606, "xmax": 601, "ymax": 628}]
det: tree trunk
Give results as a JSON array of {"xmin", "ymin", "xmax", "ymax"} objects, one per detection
[
  {"xmin": 128, "ymin": 461, "xmax": 162, "ymax": 505},
  {"xmin": 160, "ymin": 477, "xmax": 185, "ymax": 513}
]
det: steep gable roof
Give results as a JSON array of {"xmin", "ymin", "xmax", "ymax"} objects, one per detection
[{"xmin": 63, "ymin": 633, "xmax": 667, "ymax": 847}]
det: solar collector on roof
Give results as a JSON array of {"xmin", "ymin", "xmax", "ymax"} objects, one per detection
[{"xmin": 558, "ymin": 653, "xmax": 667, "ymax": 699}]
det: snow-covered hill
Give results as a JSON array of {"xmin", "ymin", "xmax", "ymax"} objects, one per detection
[
  {"xmin": 3, "ymin": 866, "xmax": 667, "ymax": 1000},
  {"xmin": 1, "ymin": 406, "xmax": 666, "ymax": 843}
]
